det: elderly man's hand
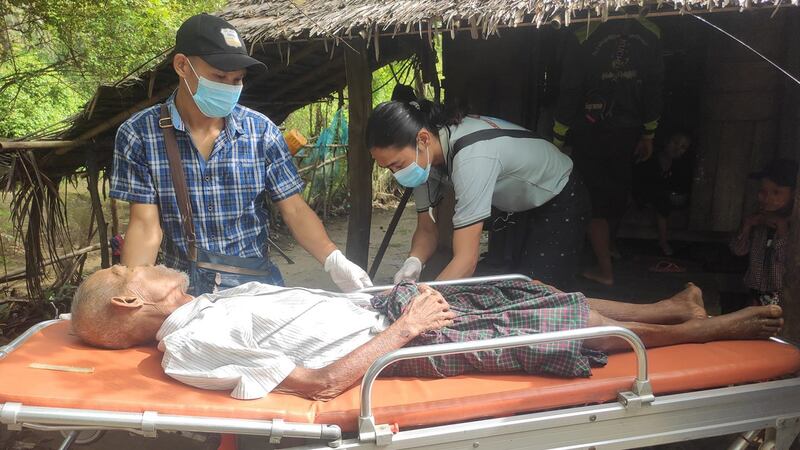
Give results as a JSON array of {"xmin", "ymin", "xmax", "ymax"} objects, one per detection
[{"xmin": 399, "ymin": 285, "xmax": 456, "ymax": 336}]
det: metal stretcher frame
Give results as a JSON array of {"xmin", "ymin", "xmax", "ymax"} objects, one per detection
[{"xmin": 1, "ymin": 274, "xmax": 799, "ymax": 450}]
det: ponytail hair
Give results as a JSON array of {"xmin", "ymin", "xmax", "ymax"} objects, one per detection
[{"xmin": 366, "ymin": 99, "xmax": 464, "ymax": 150}]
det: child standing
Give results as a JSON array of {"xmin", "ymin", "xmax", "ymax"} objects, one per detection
[{"xmin": 730, "ymin": 159, "xmax": 798, "ymax": 307}]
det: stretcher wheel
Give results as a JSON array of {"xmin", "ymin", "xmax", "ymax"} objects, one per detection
[{"xmin": 59, "ymin": 430, "xmax": 105, "ymax": 445}]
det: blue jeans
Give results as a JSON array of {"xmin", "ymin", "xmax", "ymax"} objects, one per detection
[{"xmin": 182, "ymin": 248, "xmax": 284, "ymax": 296}]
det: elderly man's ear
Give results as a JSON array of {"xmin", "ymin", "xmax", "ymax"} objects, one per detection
[{"xmin": 111, "ymin": 296, "xmax": 145, "ymax": 310}]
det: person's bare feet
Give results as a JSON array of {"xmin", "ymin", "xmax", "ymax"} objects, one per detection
[
  {"xmin": 691, "ymin": 305, "xmax": 783, "ymax": 342},
  {"xmin": 661, "ymin": 282, "xmax": 707, "ymax": 322},
  {"xmin": 582, "ymin": 267, "xmax": 613, "ymax": 286}
]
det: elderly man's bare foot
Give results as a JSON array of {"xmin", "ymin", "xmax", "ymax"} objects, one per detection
[
  {"xmin": 582, "ymin": 267, "xmax": 613, "ymax": 286},
  {"xmin": 660, "ymin": 283, "xmax": 707, "ymax": 323},
  {"xmin": 691, "ymin": 305, "xmax": 783, "ymax": 342}
]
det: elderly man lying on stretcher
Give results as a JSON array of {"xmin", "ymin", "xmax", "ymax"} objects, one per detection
[{"xmin": 70, "ymin": 265, "xmax": 783, "ymax": 401}]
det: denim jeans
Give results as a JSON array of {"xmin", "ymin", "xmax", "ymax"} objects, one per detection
[{"xmin": 183, "ymin": 247, "xmax": 284, "ymax": 296}]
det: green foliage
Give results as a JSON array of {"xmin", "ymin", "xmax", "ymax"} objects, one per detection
[
  {"xmin": 282, "ymin": 58, "xmax": 419, "ymax": 139},
  {"xmin": 280, "ymin": 37, "xmax": 444, "ymax": 209},
  {"xmin": 0, "ymin": 0, "xmax": 225, "ymax": 138}
]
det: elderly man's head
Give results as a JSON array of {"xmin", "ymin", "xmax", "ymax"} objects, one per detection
[{"xmin": 71, "ymin": 265, "xmax": 192, "ymax": 349}]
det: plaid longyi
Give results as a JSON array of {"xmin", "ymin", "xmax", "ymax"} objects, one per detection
[{"xmin": 371, "ymin": 280, "xmax": 607, "ymax": 378}]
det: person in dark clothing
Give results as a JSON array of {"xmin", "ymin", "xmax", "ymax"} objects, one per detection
[
  {"xmin": 632, "ymin": 132, "xmax": 693, "ymax": 256},
  {"xmin": 553, "ymin": 17, "xmax": 665, "ymax": 286}
]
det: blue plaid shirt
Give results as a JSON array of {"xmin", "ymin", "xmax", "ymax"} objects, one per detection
[{"xmin": 110, "ymin": 93, "xmax": 304, "ymax": 272}]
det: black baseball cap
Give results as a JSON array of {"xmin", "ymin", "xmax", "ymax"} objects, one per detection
[
  {"xmin": 175, "ymin": 13, "xmax": 266, "ymax": 73},
  {"xmin": 750, "ymin": 158, "xmax": 799, "ymax": 188}
]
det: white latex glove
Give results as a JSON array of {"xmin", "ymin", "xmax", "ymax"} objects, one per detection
[
  {"xmin": 393, "ymin": 256, "xmax": 423, "ymax": 284},
  {"xmin": 324, "ymin": 250, "xmax": 373, "ymax": 292}
]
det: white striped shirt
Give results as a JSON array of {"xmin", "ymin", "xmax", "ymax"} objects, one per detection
[{"xmin": 155, "ymin": 282, "xmax": 388, "ymax": 399}]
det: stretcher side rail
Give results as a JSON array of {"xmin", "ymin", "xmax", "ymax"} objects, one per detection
[
  {"xmin": 294, "ymin": 377, "xmax": 800, "ymax": 450},
  {"xmin": 0, "ymin": 402, "xmax": 343, "ymax": 447},
  {"xmin": 357, "ymin": 325, "xmax": 653, "ymax": 445},
  {"xmin": 0, "ymin": 319, "xmax": 61, "ymax": 360},
  {"xmin": 357, "ymin": 274, "xmax": 533, "ymax": 294}
]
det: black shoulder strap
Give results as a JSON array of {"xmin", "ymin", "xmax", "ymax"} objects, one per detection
[{"xmin": 451, "ymin": 128, "xmax": 540, "ymax": 157}]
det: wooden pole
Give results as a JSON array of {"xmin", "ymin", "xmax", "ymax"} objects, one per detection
[
  {"xmin": 86, "ymin": 154, "xmax": 110, "ymax": 269},
  {"xmin": 785, "ymin": 181, "xmax": 800, "ymax": 342},
  {"xmin": 0, "ymin": 140, "xmax": 81, "ymax": 152},
  {"xmin": 297, "ymin": 154, "xmax": 346, "ymax": 175},
  {"xmin": 0, "ymin": 244, "xmax": 101, "ymax": 284},
  {"xmin": 344, "ymin": 38, "xmax": 373, "ymax": 268},
  {"xmin": 369, "ymin": 188, "xmax": 412, "ymax": 279},
  {"xmin": 110, "ymin": 198, "xmax": 120, "ymax": 237},
  {"xmin": 780, "ymin": 12, "xmax": 800, "ymax": 344},
  {"xmin": 52, "ymin": 85, "xmax": 175, "ymax": 156}
]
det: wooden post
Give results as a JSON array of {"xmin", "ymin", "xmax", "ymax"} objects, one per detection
[
  {"xmin": 779, "ymin": 11, "xmax": 800, "ymax": 343},
  {"xmin": 785, "ymin": 176, "xmax": 800, "ymax": 342},
  {"xmin": 86, "ymin": 155, "xmax": 110, "ymax": 269},
  {"xmin": 344, "ymin": 38, "xmax": 373, "ymax": 268},
  {"xmin": 110, "ymin": 198, "xmax": 120, "ymax": 237}
]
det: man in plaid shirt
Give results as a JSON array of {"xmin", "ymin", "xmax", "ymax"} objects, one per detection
[
  {"xmin": 111, "ymin": 14, "xmax": 370, "ymax": 295},
  {"xmin": 72, "ymin": 265, "xmax": 783, "ymax": 400}
]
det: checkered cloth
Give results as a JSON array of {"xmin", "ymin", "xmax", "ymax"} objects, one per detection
[
  {"xmin": 371, "ymin": 281, "xmax": 607, "ymax": 378},
  {"xmin": 730, "ymin": 225, "xmax": 787, "ymax": 298},
  {"xmin": 110, "ymin": 93, "xmax": 304, "ymax": 272}
]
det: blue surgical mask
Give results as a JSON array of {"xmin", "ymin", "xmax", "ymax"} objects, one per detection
[
  {"xmin": 393, "ymin": 143, "xmax": 430, "ymax": 188},
  {"xmin": 184, "ymin": 59, "xmax": 242, "ymax": 118}
]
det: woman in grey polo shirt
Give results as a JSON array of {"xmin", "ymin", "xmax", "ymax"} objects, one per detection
[{"xmin": 366, "ymin": 100, "xmax": 590, "ymax": 288}]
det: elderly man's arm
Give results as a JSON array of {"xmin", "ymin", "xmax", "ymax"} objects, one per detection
[{"xmin": 275, "ymin": 286, "xmax": 455, "ymax": 400}]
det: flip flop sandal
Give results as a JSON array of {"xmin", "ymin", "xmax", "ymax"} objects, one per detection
[{"xmin": 649, "ymin": 260, "xmax": 686, "ymax": 273}]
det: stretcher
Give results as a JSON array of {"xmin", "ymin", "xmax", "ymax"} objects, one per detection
[{"xmin": 1, "ymin": 274, "xmax": 799, "ymax": 450}]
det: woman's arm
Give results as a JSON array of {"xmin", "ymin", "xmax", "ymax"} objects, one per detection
[
  {"xmin": 436, "ymin": 221, "xmax": 483, "ymax": 280},
  {"xmin": 408, "ymin": 211, "xmax": 439, "ymax": 263}
]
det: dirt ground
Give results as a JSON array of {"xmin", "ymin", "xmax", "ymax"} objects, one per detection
[{"xmin": 2, "ymin": 204, "xmax": 755, "ymax": 449}]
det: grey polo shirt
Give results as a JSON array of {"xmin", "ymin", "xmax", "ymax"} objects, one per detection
[{"xmin": 414, "ymin": 116, "xmax": 573, "ymax": 229}]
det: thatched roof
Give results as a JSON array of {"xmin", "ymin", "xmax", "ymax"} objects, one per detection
[{"xmin": 221, "ymin": 0, "xmax": 795, "ymax": 43}]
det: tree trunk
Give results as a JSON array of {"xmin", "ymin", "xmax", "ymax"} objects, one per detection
[
  {"xmin": 86, "ymin": 155, "xmax": 110, "ymax": 269},
  {"xmin": 344, "ymin": 38, "xmax": 373, "ymax": 269}
]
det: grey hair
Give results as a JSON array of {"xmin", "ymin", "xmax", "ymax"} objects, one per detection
[{"xmin": 71, "ymin": 270, "xmax": 139, "ymax": 349}]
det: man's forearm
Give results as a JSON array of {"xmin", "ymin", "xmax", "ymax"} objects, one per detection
[
  {"xmin": 276, "ymin": 317, "xmax": 419, "ymax": 400},
  {"xmin": 279, "ymin": 197, "xmax": 337, "ymax": 264},
  {"xmin": 120, "ymin": 221, "xmax": 162, "ymax": 266}
]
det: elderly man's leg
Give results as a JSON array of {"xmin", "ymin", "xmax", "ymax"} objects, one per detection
[
  {"xmin": 584, "ymin": 305, "xmax": 783, "ymax": 352},
  {"xmin": 586, "ymin": 283, "xmax": 707, "ymax": 325}
]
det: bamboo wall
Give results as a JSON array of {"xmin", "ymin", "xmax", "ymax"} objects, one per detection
[
  {"xmin": 690, "ymin": 9, "xmax": 799, "ymax": 232},
  {"xmin": 441, "ymin": 9, "xmax": 800, "ymax": 234}
]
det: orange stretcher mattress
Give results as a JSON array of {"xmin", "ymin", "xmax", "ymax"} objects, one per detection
[{"xmin": 1, "ymin": 320, "xmax": 799, "ymax": 433}]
